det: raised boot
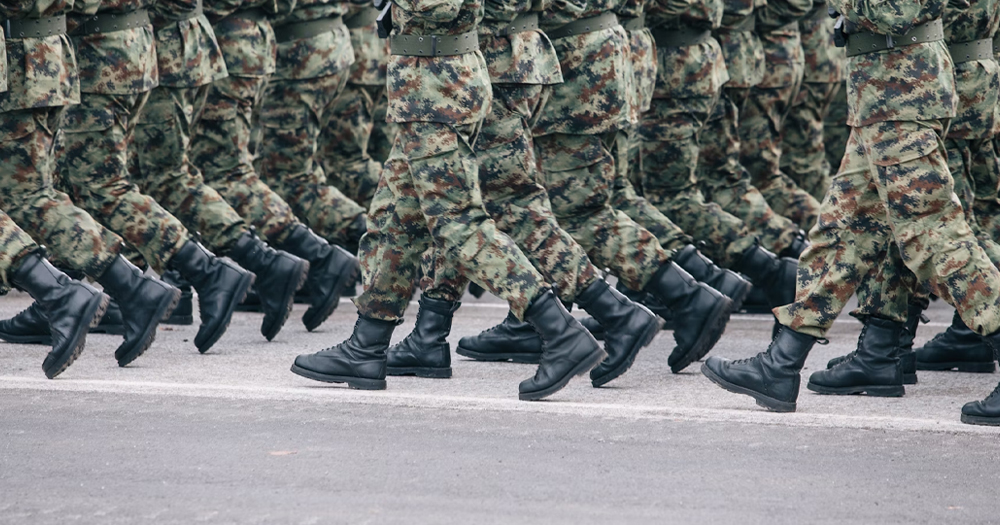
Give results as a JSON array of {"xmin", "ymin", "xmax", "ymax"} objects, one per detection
[
  {"xmin": 733, "ymin": 242, "xmax": 797, "ymax": 308},
  {"xmin": 827, "ymin": 302, "xmax": 924, "ymax": 384},
  {"xmin": 168, "ymin": 241, "xmax": 254, "ymax": 353},
  {"xmin": 0, "ymin": 302, "xmax": 51, "ymax": 344},
  {"xmin": 455, "ymin": 311, "xmax": 543, "ymax": 363},
  {"xmin": 468, "ymin": 282, "xmax": 486, "ymax": 299},
  {"xmin": 644, "ymin": 262, "xmax": 732, "ymax": 373},
  {"xmin": 228, "ymin": 230, "xmax": 310, "ymax": 341},
  {"xmin": 518, "ymin": 290, "xmax": 606, "ymax": 401},
  {"xmin": 90, "ymin": 300, "xmax": 126, "ymax": 336},
  {"xmin": 579, "ymin": 279, "xmax": 661, "ymax": 386},
  {"xmin": 290, "ymin": 315, "xmax": 396, "ymax": 390},
  {"xmin": 386, "ymin": 295, "xmax": 460, "ymax": 378},
  {"xmin": 808, "ymin": 317, "xmax": 905, "ymax": 396},
  {"xmin": 916, "ymin": 310, "xmax": 995, "ymax": 373},
  {"xmin": 10, "ymin": 252, "xmax": 109, "ymax": 379},
  {"xmin": 616, "ymin": 280, "xmax": 674, "ymax": 329},
  {"xmin": 673, "ymin": 245, "xmax": 752, "ymax": 312},
  {"xmin": 160, "ymin": 270, "xmax": 194, "ymax": 325},
  {"xmin": 276, "ymin": 224, "xmax": 360, "ymax": 331},
  {"xmin": 701, "ymin": 327, "xmax": 818, "ymax": 412}
]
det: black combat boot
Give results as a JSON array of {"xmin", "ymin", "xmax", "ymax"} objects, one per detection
[
  {"xmin": 468, "ymin": 282, "xmax": 486, "ymax": 299},
  {"xmin": 0, "ymin": 302, "xmax": 50, "ymax": 344},
  {"xmin": 673, "ymin": 245, "xmax": 752, "ymax": 312},
  {"xmin": 276, "ymin": 224, "xmax": 360, "ymax": 331},
  {"xmin": 96, "ymin": 255, "xmax": 181, "ymax": 366},
  {"xmin": 90, "ymin": 300, "xmax": 126, "ymax": 335},
  {"xmin": 386, "ymin": 295, "xmax": 460, "ymax": 378},
  {"xmin": 615, "ymin": 280, "xmax": 674, "ymax": 329},
  {"xmin": 518, "ymin": 290, "xmax": 606, "ymax": 401},
  {"xmin": 733, "ymin": 242, "xmax": 798, "ymax": 308},
  {"xmin": 455, "ymin": 312, "xmax": 543, "ymax": 363},
  {"xmin": 228, "ymin": 230, "xmax": 310, "ymax": 341},
  {"xmin": 644, "ymin": 262, "xmax": 732, "ymax": 373},
  {"xmin": 578, "ymin": 279, "xmax": 661, "ymax": 386},
  {"xmin": 701, "ymin": 327, "xmax": 818, "ymax": 412},
  {"xmin": 778, "ymin": 230, "xmax": 808, "ymax": 259},
  {"xmin": 168, "ymin": 241, "xmax": 254, "ymax": 353},
  {"xmin": 342, "ymin": 213, "xmax": 367, "ymax": 255},
  {"xmin": 916, "ymin": 310, "xmax": 995, "ymax": 373},
  {"xmin": 160, "ymin": 270, "xmax": 194, "ymax": 325},
  {"xmin": 808, "ymin": 317, "xmax": 905, "ymax": 396},
  {"xmin": 290, "ymin": 316, "xmax": 397, "ymax": 390},
  {"xmin": 961, "ymin": 337, "xmax": 1000, "ymax": 425},
  {"xmin": 579, "ymin": 316, "xmax": 606, "ymax": 341},
  {"xmin": 9, "ymin": 252, "xmax": 109, "ymax": 379},
  {"xmin": 827, "ymin": 302, "xmax": 924, "ymax": 384}
]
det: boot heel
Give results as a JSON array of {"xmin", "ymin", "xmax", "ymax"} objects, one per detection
[
  {"xmin": 865, "ymin": 385, "xmax": 905, "ymax": 397},
  {"xmin": 957, "ymin": 362, "xmax": 997, "ymax": 373},
  {"xmin": 387, "ymin": 366, "xmax": 453, "ymax": 378}
]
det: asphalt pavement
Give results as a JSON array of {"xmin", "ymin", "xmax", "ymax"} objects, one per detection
[{"xmin": 2, "ymin": 285, "xmax": 999, "ymax": 524}]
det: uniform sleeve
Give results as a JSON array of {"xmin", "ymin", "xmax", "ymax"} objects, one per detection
[
  {"xmin": 830, "ymin": 0, "xmax": 927, "ymax": 34},
  {"xmin": 393, "ymin": 0, "xmax": 463, "ymax": 22},
  {"xmin": 648, "ymin": 0, "xmax": 724, "ymax": 27},
  {"xmin": 756, "ymin": 0, "xmax": 811, "ymax": 30}
]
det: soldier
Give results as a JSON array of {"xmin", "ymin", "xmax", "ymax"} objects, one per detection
[
  {"xmin": 0, "ymin": 0, "xmax": 181, "ymax": 367},
  {"xmin": 780, "ymin": 8, "xmax": 845, "ymax": 201},
  {"xmin": 702, "ymin": 0, "xmax": 1000, "ymax": 417}
]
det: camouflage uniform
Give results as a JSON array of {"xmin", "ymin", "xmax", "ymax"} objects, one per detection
[
  {"xmin": 696, "ymin": 0, "xmax": 803, "ymax": 256},
  {"xmin": 823, "ymin": 78, "xmax": 850, "ymax": 174},
  {"xmin": 352, "ymin": 0, "xmax": 550, "ymax": 321},
  {"xmin": 0, "ymin": 0, "xmax": 124, "ymax": 279},
  {"xmin": 775, "ymin": 0, "xmax": 1000, "ymax": 338},
  {"xmin": 780, "ymin": 11, "xmax": 845, "ymax": 202},
  {"xmin": 253, "ymin": 0, "xmax": 369, "ymax": 246},
  {"xmin": 739, "ymin": 0, "xmax": 820, "ymax": 231},
  {"xmin": 128, "ymin": 0, "xmax": 251, "ymax": 254}
]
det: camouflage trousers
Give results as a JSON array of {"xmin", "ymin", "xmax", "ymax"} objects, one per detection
[
  {"xmin": 0, "ymin": 108, "xmax": 122, "ymax": 279},
  {"xmin": 256, "ymin": 71, "xmax": 367, "ymax": 248},
  {"xmin": 698, "ymin": 87, "xmax": 800, "ymax": 255},
  {"xmin": 420, "ymin": 84, "xmax": 599, "ymax": 305},
  {"xmin": 354, "ymin": 121, "xmax": 549, "ymax": 321},
  {"xmin": 775, "ymin": 121, "xmax": 1000, "ymax": 337},
  {"xmin": 55, "ymin": 93, "xmax": 191, "ymax": 274},
  {"xmin": 534, "ymin": 130, "xmax": 672, "ymax": 291},
  {"xmin": 740, "ymin": 65, "xmax": 820, "ymax": 231},
  {"xmin": 369, "ymin": 93, "xmax": 396, "ymax": 166},
  {"xmin": 317, "ymin": 83, "xmax": 385, "ymax": 210},
  {"xmin": 0, "ymin": 210, "xmax": 40, "ymax": 293},
  {"xmin": 781, "ymin": 81, "xmax": 840, "ymax": 201},
  {"xmin": 130, "ymin": 85, "xmax": 248, "ymax": 254},
  {"xmin": 823, "ymin": 80, "xmax": 850, "ymax": 178},
  {"xmin": 190, "ymin": 75, "xmax": 301, "ymax": 246}
]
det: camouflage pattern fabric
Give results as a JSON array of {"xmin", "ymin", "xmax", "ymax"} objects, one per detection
[
  {"xmin": 823, "ymin": 79, "xmax": 849, "ymax": 174},
  {"xmin": 0, "ymin": 211, "xmax": 41, "ymax": 294},
  {"xmin": 70, "ymin": 0, "xmax": 159, "ymax": 96},
  {"xmin": 151, "ymin": 12, "xmax": 228, "ymax": 88}
]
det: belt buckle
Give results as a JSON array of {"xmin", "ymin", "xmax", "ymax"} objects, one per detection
[
  {"xmin": 421, "ymin": 34, "xmax": 438, "ymax": 55},
  {"xmin": 885, "ymin": 33, "xmax": 894, "ymax": 49}
]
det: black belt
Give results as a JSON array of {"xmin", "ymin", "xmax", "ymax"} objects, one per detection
[
  {"xmin": 649, "ymin": 25, "xmax": 712, "ymax": 48},
  {"xmin": 618, "ymin": 13, "xmax": 645, "ymax": 32},
  {"xmin": 716, "ymin": 15, "xmax": 755, "ymax": 33},
  {"xmin": 2, "ymin": 15, "xmax": 66, "ymax": 39},
  {"xmin": 273, "ymin": 16, "xmax": 344, "ymax": 42},
  {"xmin": 545, "ymin": 12, "xmax": 620, "ymax": 40},
  {"xmin": 845, "ymin": 19, "xmax": 944, "ymax": 57},
  {"xmin": 344, "ymin": 7, "xmax": 379, "ymax": 29},
  {"xmin": 390, "ymin": 30, "xmax": 479, "ymax": 56},
  {"xmin": 72, "ymin": 9, "xmax": 150, "ymax": 35},
  {"xmin": 495, "ymin": 12, "xmax": 539, "ymax": 36},
  {"xmin": 154, "ymin": 0, "xmax": 203, "ymax": 30},
  {"xmin": 949, "ymin": 38, "xmax": 993, "ymax": 64}
]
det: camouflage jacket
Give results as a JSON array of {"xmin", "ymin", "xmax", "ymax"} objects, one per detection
[
  {"xmin": 385, "ymin": 0, "xmax": 491, "ymax": 124},
  {"xmin": 71, "ymin": 0, "xmax": 159, "ymax": 94},
  {"xmin": 478, "ymin": 0, "xmax": 562, "ymax": 84},
  {"xmin": 645, "ymin": 0, "xmax": 728, "ymax": 103},
  {"xmin": 270, "ymin": 0, "xmax": 354, "ymax": 80},
  {"xmin": 945, "ymin": 0, "xmax": 1000, "ymax": 138},
  {"xmin": 755, "ymin": 0, "xmax": 811, "ymax": 88},
  {"xmin": 204, "ymin": 0, "xmax": 280, "ymax": 77},
  {"xmin": 800, "ymin": 8, "xmax": 844, "ymax": 83},
  {"xmin": 0, "ymin": 0, "xmax": 80, "ymax": 110},
  {"xmin": 831, "ymin": 0, "xmax": 955, "ymax": 126},
  {"xmin": 152, "ymin": 0, "xmax": 228, "ymax": 87},
  {"xmin": 756, "ymin": 0, "xmax": 811, "ymax": 31},
  {"xmin": 346, "ymin": 4, "xmax": 387, "ymax": 85},
  {"xmin": 713, "ymin": 0, "xmax": 764, "ymax": 87}
]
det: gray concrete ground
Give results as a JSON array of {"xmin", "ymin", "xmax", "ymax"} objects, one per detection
[{"xmin": 1, "ymin": 285, "xmax": 999, "ymax": 524}]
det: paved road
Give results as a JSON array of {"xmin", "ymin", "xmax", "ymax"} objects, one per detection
[{"xmin": 1, "ymin": 287, "xmax": 999, "ymax": 523}]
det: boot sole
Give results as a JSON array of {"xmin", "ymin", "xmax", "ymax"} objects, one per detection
[
  {"xmin": 519, "ymin": 348, "xmax": 608, "ymax": 401},
  {"xmin": 386, "ymin": 366, "xmax": 453, "ymax": 378},
  {"xmin": 289, "ymin": 363, "xmax": 387, "ymax": 390},
  {"xmin": 904, "ymin": 373, "xmax": 917, "ymax": 385},
  {"xmin": 726, "ymin": 281, "xmax": 753, "ymax": 313},
  {"xmin": 916, "ymin": 361, "xmax": 996, "ymax": 373},
  {"xmin": 700, "ymin": 362, "xmax": 796, "ymax": 412},
  {"xmin": 304, "ymin": 258, "xmax": 360, "ymax": 332},
  {"xmin": 262, "ymin": 260, "xmax": 310, "ymax": 342},
  {"xmin": 90, "ymin": 324, "xmax": 125, "ymax": 336},
  {"xmin": 806, "ymin": 382, "xmax": 905, "ymax": 397},
  {"xmin": 591, "ymin": 315, "xmax": 663, "ymax": 387},
  {"xmin": 670, "ymin": 297, "xmax": 733, "ymax": 374},
  {"xmin": 118, "ymin": 287, "xmax": 183, "ymax": 367},
  {"xmin": 45, "ymin": 294, "xmax": 110, "ymax": 379},
  {"xmin": 455, "ymin": 346, "xmax": 541, "ymax": 364},
  {"xmin": 961, "ymin": 414, "xmax": 1000, "ymax": 426},
  {"xmin": 197, "ymin": 273, "xmax": 255, "ymax": 354},
  {"xmin": 0, "ymin": 332, "xmax": 52, "ymax": 345}
]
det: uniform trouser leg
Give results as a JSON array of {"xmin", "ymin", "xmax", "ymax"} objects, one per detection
[
  {"xmin": 317, "ymin": 83, "xmax": 384, "ymax": 210},
  {"xmin": 256, "ymin": 71, "xmax": 366, "ymax": 246},
  {"xmin": 534, "ymin": 131, "xmax": 672, "ymax": 291},
  {"xmin": 130, "ymin": 85, "xmax": 247, "ymax": 253},
  {"xmin": 353, "ymin": 121, "xmax": 549, "ymax": 321},
  {"xmin": 421, "ymin": 84, "xmax": 600, "ymax": 305},
  {"xmin": 975, "ymin": 137, "xmax": 1000, "ymax": 240},
  {"xmin": 0, "ymin": 108, "xmax": 121, "ymax": 278},
  {"xmin": 781, "ymin": 81, "xmax": 840, "ymax": 201},
  {"xmin": 0, "ymin": 210, "xmax": 42, "ymax": 293},
  {"xmin": 775, "ymin": 122, "xmax": 1000, "ymax": 338},
  {"xmin": 369, "ymin": 93, "xmax": 397, "ymax": 165},
  {"xmin": 190, "ymin": 75, "xmax": 301, "ymax": 245},
  {"xmin": 698, "ymin": 87, "xmax": 800, "ymax": 254},
  {"xmin": 824, "ymin": 81, "xmax": 850, "ymax": 176}
]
